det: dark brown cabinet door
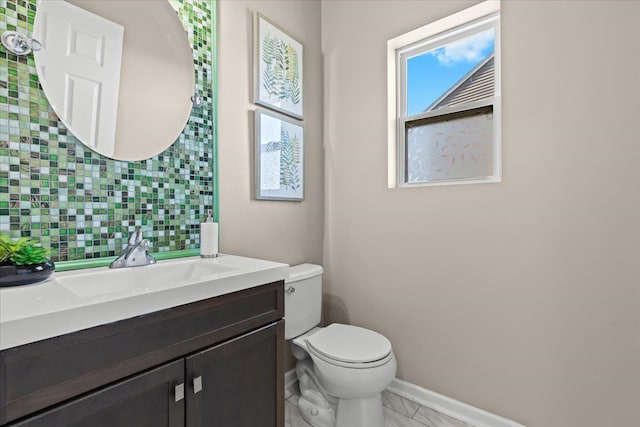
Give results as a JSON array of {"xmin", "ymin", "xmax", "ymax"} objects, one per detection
[
  {"xmin": 185, "ymin": 321, "xmax": 284, "ymax": 427},
  {"xmin": 9, "ymin": 360, "xmax": 185, "ymax": 427}
]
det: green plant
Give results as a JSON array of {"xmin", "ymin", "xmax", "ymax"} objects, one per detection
[
  {"xmin": 11, "ymin": 244, "xmax": 49, "ymax": 266},
  {"xmin": 1, "ymin": 235, "xmax": 28, "ymax": 262},
  {"xmin": 0, "ymin": 245, "xmax": 9, "ymax": 263},
  {"xmin": 0, "ymin": 235, "xmax": 49, "ymax": 265}
]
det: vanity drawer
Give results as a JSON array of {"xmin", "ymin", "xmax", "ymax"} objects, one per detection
[{"xmin": 0, "ymin": 280, "xmax": 284, "ymax": 424}]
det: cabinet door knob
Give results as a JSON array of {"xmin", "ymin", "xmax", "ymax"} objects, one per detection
[
  {"xmin": 175, "ymin": 383, "xmax": 185, "ymax": 402},
  {"xmin": 285, "ymin": 286, "xmax": 295, "ymax": 295},
  {"xmin": 193, "ymin": 376, "xmax": 203, "ymax": 394}
]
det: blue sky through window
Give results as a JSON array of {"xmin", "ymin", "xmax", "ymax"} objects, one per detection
[{"xmin": 407, "ymin": 28, "xmax": 495, "ymax": 115}]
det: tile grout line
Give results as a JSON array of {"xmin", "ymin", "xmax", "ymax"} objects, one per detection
[
  {"xmin": 393, "ymin": 406, "xmax": 430, "ymax": 427},
  {"xmin": 382, "ymin": 397, "xmax": 430, "ymax": 427}
]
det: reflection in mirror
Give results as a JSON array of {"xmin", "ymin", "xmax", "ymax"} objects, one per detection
[{"xmin": 33, "ymin": 0, "xmax": 195, "ymax": 161}]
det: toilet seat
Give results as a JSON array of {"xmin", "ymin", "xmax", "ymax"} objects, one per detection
[{"xmin": 305, "ymin": 324, "xmax": 392, "ymax": 369}]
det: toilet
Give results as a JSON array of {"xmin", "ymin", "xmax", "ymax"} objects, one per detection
[{"xmin": 285, "ymin": 264, "xmax": 397, "ymax": 427}]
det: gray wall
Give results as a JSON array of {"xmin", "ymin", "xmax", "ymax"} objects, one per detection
[
  {"xmin": 217, "ymin": 0, "xmax": 323, "ymax": 266},
  {"xmin": 321, "ymin": 1, "xmax": 640, "ymax": 427}
]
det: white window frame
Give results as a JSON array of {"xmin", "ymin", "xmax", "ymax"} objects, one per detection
[{"xmin": 387, "ymin": 0, "xmax": 501, "ymax": 188}]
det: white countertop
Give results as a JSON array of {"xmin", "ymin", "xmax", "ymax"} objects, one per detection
[{"xmin": 0, "ymin": 254, "xmax": 289, "ymax": 350}]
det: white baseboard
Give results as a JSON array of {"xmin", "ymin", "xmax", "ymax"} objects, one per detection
[
  {"xmin": 387, "ymin": 378, "xmax": 526, "ymax": 427},
  {"xmin": 285, "ymin": 369, "xmax": 526, "ymax": 427}
]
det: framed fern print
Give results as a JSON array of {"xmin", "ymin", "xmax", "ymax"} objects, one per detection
[
  {"xmin": 254, "ymin": 13, "xmax": 304, "ymax": 119},
  {"xmin": 255, "ymin": 108, "xmax": 304, "ymax": 201}
]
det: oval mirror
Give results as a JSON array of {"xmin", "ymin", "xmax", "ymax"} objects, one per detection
[{"xmin": 33, "ymin": 0, "xmax": 195, "ymax": 161}]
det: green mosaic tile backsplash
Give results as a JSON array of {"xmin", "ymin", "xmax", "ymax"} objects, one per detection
[{"xmin": 0, "ymin": 0, "xmax": 215, "ymax": 262}]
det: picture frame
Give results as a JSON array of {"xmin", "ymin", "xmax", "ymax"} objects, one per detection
[
  {"xmin": 255, "ymin": 108, "xmax": 304, "ymax": 201},
  {"xmin": 254, "ymin": 13, "xmax": 304, "ymax": 120}
]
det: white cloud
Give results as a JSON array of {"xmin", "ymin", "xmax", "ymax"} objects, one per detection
[{"xmin": 431, "ymin": 29, "xmax": 494, "ymax": 66}]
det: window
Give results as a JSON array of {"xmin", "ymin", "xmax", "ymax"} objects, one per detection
[{"xmin": 387, "ymin": 1, "xmax": 501, "ymax": 187}]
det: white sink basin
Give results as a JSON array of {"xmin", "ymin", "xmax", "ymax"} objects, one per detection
[{"xmin": 58, "ymin": 258, "xmax": 236, "ymax": 297}]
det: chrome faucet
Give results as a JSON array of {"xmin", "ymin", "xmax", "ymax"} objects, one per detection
[{"xmin": 109, "ymin": 229, "xmax": 157, "ymax": 268}]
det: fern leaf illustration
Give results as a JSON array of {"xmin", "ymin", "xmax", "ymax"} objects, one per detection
[
  {"xmin": 290, "ymin": 78, "xmax": 301, "ymax": 105},
  {"xmin": 263, "ymin": 141, "xmax": 281, "ymax": 153},
  {"xmin": 291, "ymin": 135, "xmax": 301, "ymax": 164},
  {"xmin": 279, "ymin": 130, "xmax": 295, "ymax": 189},
  {"xmin": 262, "ymin": 67, "xmax": 275, "ymax": 95},
  {"xmin": 284, "ymin": 45, "xmax": 298, "ymax": 83},
  {"xmin": 262, "ymin": 37, "xmax": 284, "ymax": 97},
  {"xmin": 261, "ymin": 37, "xmax": 273, "ymax": 64},
  {"xmin": 262, "ymin": 37, "xmax": 302, "ymax": 108},
  {"xmin": 290, "ymin": 164, "xmax": 301, "ymax": 190}
]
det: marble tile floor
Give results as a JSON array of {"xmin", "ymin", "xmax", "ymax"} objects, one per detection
[{"xmin": 285, "ymin": 389, "xmax": 474, "ymax": 427}]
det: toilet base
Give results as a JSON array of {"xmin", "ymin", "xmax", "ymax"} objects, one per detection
[
  {"xmin": 296, "ymin": 358, "xmax": 337, "ymax": 427},
  {"xmin": 336, "ymin": 394, "xmax": 385, "ymax": 427},
  {"xmin": 298, "ymin": 395, "xmax": 335, "ymax": 427}
]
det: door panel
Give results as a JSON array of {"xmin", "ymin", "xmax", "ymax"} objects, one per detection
[
  {"xmin": 10, "ymin": 360, "xmax": 184, "ymax": 427},
  {"xmin": 186, "ymin": 321, "xmax": 285, "ymax": 427},
  {"xmin": 33, "ymin": 0, "xmax": 124, "ymax": 156}
]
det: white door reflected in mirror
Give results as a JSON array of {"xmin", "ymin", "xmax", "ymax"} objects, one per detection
[
  {"xmin": 33, "ymin": 0, "xmax": 195, "ymax": 161},
  {"xmin": 35, "ymin": 1, "xmax": 124, "ymax": 157}
]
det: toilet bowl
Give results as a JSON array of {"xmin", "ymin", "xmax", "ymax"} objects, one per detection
[{"xmin": 285, "ymin": 264, "xmax": 397, "ymax": 427}]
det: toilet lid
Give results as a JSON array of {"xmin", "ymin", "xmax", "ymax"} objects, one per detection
[{"xmin": 306, "ymin": 324, "xmax": 392, "ymax": 364}]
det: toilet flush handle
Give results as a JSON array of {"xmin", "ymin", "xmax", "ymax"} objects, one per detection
[{"xmin": 285, "ymin": 286, "xmax": 296, "ymax": 295}]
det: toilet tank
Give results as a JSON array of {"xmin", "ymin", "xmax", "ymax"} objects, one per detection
[{"xmin": 284, "ymin": 264, "xmax": 324, "ymax": 340}]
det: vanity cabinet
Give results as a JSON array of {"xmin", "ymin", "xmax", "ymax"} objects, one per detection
[{"xmin": 0, "ymin": 281, "xmax": 285, "ymax": 427}]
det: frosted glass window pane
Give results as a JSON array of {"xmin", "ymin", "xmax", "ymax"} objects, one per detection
[{"xmin": 406, "ymin": 109, "xmax": 493, "ymax": 183}]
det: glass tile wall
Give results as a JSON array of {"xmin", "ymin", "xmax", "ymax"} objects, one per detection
[{"xmin": 0, "ymin": 0, "xmax": 215, "ymax": 262}]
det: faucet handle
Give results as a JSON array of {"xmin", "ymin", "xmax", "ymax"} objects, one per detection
[
  {"xmin": 128, "ymin": 228, "xmax": 143, "ymax": 245},
  {"xmin": 139, "ymin": 239, "xmax": 150, "ymax": 251}
]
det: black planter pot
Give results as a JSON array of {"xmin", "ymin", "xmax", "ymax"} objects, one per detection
[{"xmin": 0, "ymin": 260, "xmax": 55, "ymax": 287}]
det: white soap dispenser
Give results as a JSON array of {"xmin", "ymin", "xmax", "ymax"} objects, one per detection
[{"xmin": 200, "ymin": 209, "xmax": 218, "ymax": 258}]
